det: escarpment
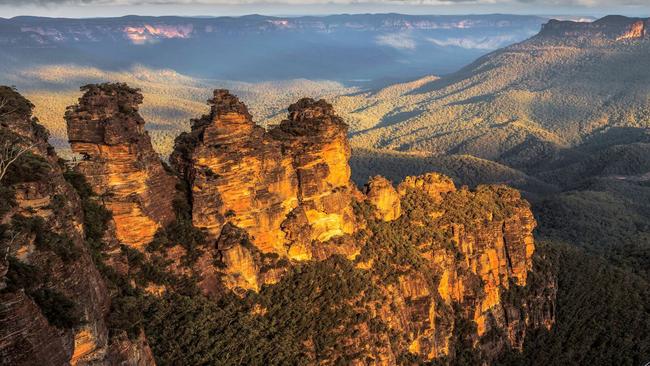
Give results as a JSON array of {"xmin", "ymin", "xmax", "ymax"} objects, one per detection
[
  {"xmin": 0, "ymin": 86, "xmax": 153, "ymax": 365},
  {"xmin": 2, "ymin": 84, "xmax": 555, "ymax": 365},
  {"xmin": 66, "ymin": 83, "xmax": 177, "ymax": 250},
  {"xmin": 538, "ymin": 16, "xmax": 649, "ymax": 42}
]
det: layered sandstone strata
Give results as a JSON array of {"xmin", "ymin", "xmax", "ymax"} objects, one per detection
[
  {"xmin": 170, "ymin": 90, "xmax": 298, "ymax": 254},
  {"xmin": 171, "ymin": 91, "xmax": 358, "ymax": 261},
  {"xmin": 364, "ymin": 177, "xmax": 554, "ymax": 360},
  {"xmin": 0, "ymin": 86, "xmax": 153, "ymax": 365},
  {"xmin": 270, "ymin": 98, "xmax": 358, "ymax": 259},
  {"xmin": 66, "ymin": 83, "xmax": 177, "ymax": 250}
]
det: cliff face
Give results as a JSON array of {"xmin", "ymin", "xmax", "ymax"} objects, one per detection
[
  {"xmin": 2, "ymin": 85, "xmax": 555, "ymax": 365},
  {"xmin": 349, "ymin": 177, "xmax": 555, "ymax": 361},
  {"xmin": 66, "ymin": 83, "xmax": 177, "ymax": 250},
  {"xmin": 170, "ymin": 90, "xmax": 299, "ymax": 255},
  {"xmin": 171, "ymin": 91, "xmax": 358, "ymax": 266},
  {"xmin": 271, "ymin": 98, "xmax": 358, "ymax": 253},
  {"xmin": 0, "ymin": 86, "xmax": 151, "ymax": 365},
  {"xmin": 364, "ymin": 175, "xmax": 401, "ymax": 221},
  {"xmin": 538, "ymin": 16, "xmax": 649, "ymax": 42}
]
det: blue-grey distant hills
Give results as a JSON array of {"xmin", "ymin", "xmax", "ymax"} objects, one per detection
[{"xmin": 0, "ymin": 14, "xmax": 552, "ymax": 82}]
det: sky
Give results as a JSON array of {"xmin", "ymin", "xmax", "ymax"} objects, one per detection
[{"xmin": 0, "ymin": 0, "xmax": 648, "ymax": 18}]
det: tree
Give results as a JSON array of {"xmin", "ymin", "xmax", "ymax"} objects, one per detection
[
  {"xmin": 0, "ymin": 139, "xmax": 40, "ymax": 183},
  {"xmin": 0, "ymin": 97, "xmax": 17, "ymax": 118}
]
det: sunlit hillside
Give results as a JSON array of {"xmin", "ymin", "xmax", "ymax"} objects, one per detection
[{"xmin": 339, "ymin": 21, "xmax": 650, "ymax": 169}]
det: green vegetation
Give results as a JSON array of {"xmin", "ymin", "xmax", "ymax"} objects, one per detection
[
  {"xmin": 497, "ymin": 241, "xmax": 650, "ymax": 366},
  {"xmin": 9, "ymin": 214, "xmax": 80, "ymax": 263},
  {"xmin": 147, "ymin": 186, "xmax": 208, "ymax": 267},
  {"xmin": 2, "ymin": 256, "xmax": 82, "ymax": 330},
  {"xmin": 350, "ymin": 148, "xmax": 555, "ymax": 194},
  {"xmin": 144, "ymin": 256, "xmax": 384, "ymax": 365},
  {"xmin": 534, "ymin": 179, "xmax": 650, "ymax": 281},
  {"xmin": 0, "ymin": 129, "xmax": 51, "ymax": 185},
  {"xmin": 0, "ymin": 185, "xmax": 15, "ymax": 216},
  {"xmin": 353, "ymin": 198, "xmax": 432, "ymax": 282},
  {"xmin": 30, "ymin": 288, "xmax": 82, "ymax": 329}
]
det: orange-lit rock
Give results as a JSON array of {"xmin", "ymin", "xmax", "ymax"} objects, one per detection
[
  {"xmin": 0, "ymin": 86, "xmax": 151, "ymax": 366},
  {"xmin": 66, "ymin": 83, "xmax": 177, "ymax": 250},
  {"xmin": 616, "ymin": 20, "xmax": 646, "ymax": 40},
  {"xmin": 364, "ymin": 176, "xmax": 401, "ymax": 221},
  {"xmin": 172, "ymin": 91, "xmax": 358, "ymax": 264},
  {"xmin": 358, "ymin": 175, "xmax": 554, "ymax": 361},
  {"xmin": 171, "ymin": 89, "xmax": 299, "ymax": 254},
  {"xmin": 270, "ymin": 97, "xmax": 357, "ymax": 255}
]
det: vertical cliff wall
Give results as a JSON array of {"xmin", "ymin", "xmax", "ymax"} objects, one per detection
[
  {"xmin": 0, "ymin": 86, "xmax": 153, "ymax": 365},
  {"xmin": 170, "ymin": 90, "xmax": 299, "ymax": 254},
  {"xmin": 171, "ymin": 91, "xmax": 358, "ymax": 263},
  {"xmin": 66, "ymin": 83, "xmax": 177, "ymax": 251},
  {"xmin": 270, "ymin": 98, "xmax": 358, "ymax": 260},
  {"xmin": 350, "ymin": 174, "xmax": 555, "ymax": 361}
]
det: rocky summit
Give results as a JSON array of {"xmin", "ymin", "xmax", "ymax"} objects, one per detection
[{"xmin": 1, "ymin": 83, "xmax": 555, "ymax": 365}]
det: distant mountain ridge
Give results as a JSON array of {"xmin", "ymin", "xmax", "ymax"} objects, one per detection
[
  {"xmin": 0, "ymin": 14, "xmax": 549, "ymax": 81},
  {"xmin": 538, "ymin": 15, "xmax": 648, "ymax": 41},
  {"xmin": 342, "ymin": 15, "xmax": 650, "ymax": 169},
  {"xmin": 0, "ymin": 14, "xmax": 547, "ymax": 44}
]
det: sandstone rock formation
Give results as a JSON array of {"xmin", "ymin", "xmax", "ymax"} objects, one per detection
[
  {"xmin": 540, "ymin": 15, "xmax": 649, "ymax": 42},
  {"xmin": 617, "ymin": 19, "xmax": 646, "ymax": 40},
  {"xmin": 0, "ymin": 86, "xmax": 153, "ymax": 365},
  {"xmin": 171, "ymin": 91, "xmax": 357, "ymax": 263},
  {"xmin": 170, "ymin": 89, "xmax": 298, "ymax": 254},
  {"xmin": 2, "ymin": 85, "xmax": 555, "ymax": 365},
  {"xmin": 270, "ymin": 98, "xmax": 358, "ymax": 249},
  {"xmin": 66, "ymin": 83, "xmax": 177, "ymax": 250},
  {"xmin": 363, "ymin": 176, "xmax": 401, "ymax": 221},
  {"xmin": 397, "ymin": 172, "xmax": 456, "ymax": 203},
  {"xmin": 356, "ymin": 177, "xmax": 555, "ymax": 361}
]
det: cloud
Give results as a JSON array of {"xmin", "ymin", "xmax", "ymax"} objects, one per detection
[
  {"xmin": 427, "ymin": 34, "xmax": 536, "ymax": 50},
  {"xmin": 376, "ymin": 33, "xmax": 416, "ymax": 50}
]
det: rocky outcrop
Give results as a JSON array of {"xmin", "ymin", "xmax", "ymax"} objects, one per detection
[
  {"xmin": 364, "ymin": 176, "xmax": 401, "ymax": 221},
  {"xmin": 66, "ymin": 83, "xmax": 177, "ymax": 250},
  {"xmin": 2, "ymin": 85, "xmax": 555, "ymax": 365},
  {"xmin": 356, "ymin": 177, "xmax": 555, "ymax": 361},
  {"xmin": 397, "ymin": 172, "xmax": 456, "ymax": 203},
  {"xmin": 0, "ymin": 86, "xmax": 151, "ymax": 365},
  {"xmin": 170, "ymin": 90, "xmax": 298, "ymax": 255},
  {"xmin": 616, "ymin": 20, "xmax": 646, "ymax": 40},
  {"xmin": 270, "ymin": 98, "xmax": 358, "ymax": 249},
  {"xmin": 171, "ymin": 91, "xmax": 357, "ymax": 264},
  {"xmin": 539, "ymin": 16, "xmax": 649, "ymax": 42}
]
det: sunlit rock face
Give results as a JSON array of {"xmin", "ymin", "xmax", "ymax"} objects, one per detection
[
  {"xmin": 397, "ymin": 173, "xmax": 456, "ymax": 203},
  {"xmin": 270, "ymin": 98, "xmax": 358, "ymax": 257},
  {"xmin": 617, "ymin": 20, "xmax": 646, "ymax": 40},
  {"xmin": 171, "ymin": 89, "xmax": 299, "ymax": 254},
  {"xmin": 364, "ymin": 175, "xmax": 401, "ymax": 221},
  {"xmin": 66, "ymin": 83, "xmax": 177, "ymax": 250},
  {"xmin": 172, "ymin": 91, "xmax": 358, "ymax": 261},
  {"xmin": 1, "ymin": 85, "xmax": 555, "ymax": 365},
  {"xmin": 361, "ymin": 175, "xmax": 555, "ymax": 361},
  {"xmin": 539, "ymin": 16, "xmax": 649, "ymax": 42},
  {"xmin": 124, "ymin": 24, "xmax": 193, "ymax": 44}
]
